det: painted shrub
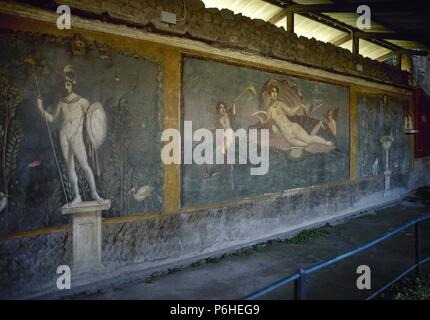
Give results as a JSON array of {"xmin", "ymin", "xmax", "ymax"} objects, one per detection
[
  {"xmin": 181, "ymin": 57, "xmax": 350, "ymax": 207},
  {"xmin": 0, "ymin": 32, "xmax": 163, "ymax": 235}
]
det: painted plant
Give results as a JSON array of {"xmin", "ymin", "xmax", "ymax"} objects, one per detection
[{"xmin": 0, "ymin": 70, "xmax": 23, "ymax": 213}]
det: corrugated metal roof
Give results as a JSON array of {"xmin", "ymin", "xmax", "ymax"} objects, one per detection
[
  {"xmin": 339, "ymin": 39, "xmax": 391, "ymax": 60},
  {"xmin": 388, "ymin": 40, "xmax": 428, "ymax": 51},
  {"xmin": 276, "ymin": 14, "xmax": 347, "ymax": 43},
  {"xmin": 325, "ymin": 12, "xmax": 392, "ymax": 33},
  {"xmin": 202, "ymin": 0, "xmax": 392, "ymax": 60},
  {"xmin": 202, "ymin": 0, "xmax": 283, "ymax": 21}
]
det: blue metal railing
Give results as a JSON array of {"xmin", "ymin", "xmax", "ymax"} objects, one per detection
[{"xmin": 243, "ymin": 215, "xmax": 430, "ymax": 300}]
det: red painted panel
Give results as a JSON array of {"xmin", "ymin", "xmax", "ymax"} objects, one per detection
[{"xmin": 414, "ymin": 89, "xmax": 430, "ymax": 157}]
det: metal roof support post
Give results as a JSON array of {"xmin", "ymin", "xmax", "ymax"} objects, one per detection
[
  {"xmin": 287, "ymin": 11, "xmax": 294, "ymax": 34},
  {"xmin": 352, "ymin": 32, "xmax": 359, "ymax": 55}
]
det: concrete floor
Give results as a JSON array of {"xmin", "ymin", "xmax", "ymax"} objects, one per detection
[{"xmin": 44, "ymin": 192, "xmax": 430, "ymax": 300}]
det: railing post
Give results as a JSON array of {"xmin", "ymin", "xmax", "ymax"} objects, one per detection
[
  {"xmin": 415, "ymin": 222, "xmax": 421, "ymax": 278},
  {"xmin": 294, "ymin": 268, "xmax": 307, "ymax": 300}
]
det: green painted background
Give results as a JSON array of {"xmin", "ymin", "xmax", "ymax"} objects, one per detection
[{"xmin": 357, "ymin": 94, "xmax": 410, "ymax": 177}]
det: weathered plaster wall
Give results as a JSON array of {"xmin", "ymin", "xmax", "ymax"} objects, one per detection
[
  {"xmin": 9, "ymin": 0, "xmax": 410, "ymax": 87},
  {"xmin": 2, "ymin": 156, "xmax": 430, "ymax": 298},
  {"xmin": 412, "ymin": 56, "xmax": 430, "ymax": 95},
  {"xmin": 0, "ymin": 2, "xmax": 424, "ymax": 299}
]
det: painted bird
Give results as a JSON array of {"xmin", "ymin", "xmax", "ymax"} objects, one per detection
[
  {"xmin": 128, "ymin": 185, "xmax": 154, "ymax": 202},
  {"xmin": 0, "ymin": 192, "xmax": 9, "ymax": 213},
  {"xmin": 204, "ymin": 164, "xmax": 221, "ymax": 179}
]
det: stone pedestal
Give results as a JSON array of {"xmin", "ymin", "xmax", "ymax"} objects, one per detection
[
  {"xmin": 61, "ymin": 200, "xmax": 111, "ymax": 274},
  {"xmin": 381, "ymin": 136, "xmax": 394, "ymax": 199},
  {"xmin": 384, "ymin": 170, "xmax": 391, "ymax": 197}
]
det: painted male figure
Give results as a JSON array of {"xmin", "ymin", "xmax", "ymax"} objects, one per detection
[{"xmin": 37, "ymin": 65, "xmax": 105, "ymax": 205}]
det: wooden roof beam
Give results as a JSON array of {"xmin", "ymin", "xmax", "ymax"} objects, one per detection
[
  {"xmin": 263, "ymin": 0, "xmax": 408, "ymax": 53},
  {"xmin": 356, "ymin": 31, "xmax": 430, "ymax": 42},
  {"xmin": 331, "ymin": 33, "xmax": 351, "ymax": 46},
  {"xmin": 283, "ymin": 2, "xmax": 406, "ymax": 14},
  {"xmin": 267, "ymin": 7, "xmax": 289, "ymax": 24}
]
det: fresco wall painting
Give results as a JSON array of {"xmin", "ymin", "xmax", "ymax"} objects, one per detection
[
  {"xmin": 0, "ymin": 32, "xmax": 164, "ymax": 235},
  {"xmin": 0, "ymin": 29, "xmax": 413, "ymax": 238},
  {"xmin": 181, "ymin": 57, "xmax": 350, "ymax": 207},
  {"xmin": 357, "ymin": 94, "xmax": 410, "ymax": 178}
]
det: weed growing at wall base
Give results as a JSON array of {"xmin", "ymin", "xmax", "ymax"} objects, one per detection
[{"xmin": 394, "ymin": 276, "xmax": 430, "ymax": 300}]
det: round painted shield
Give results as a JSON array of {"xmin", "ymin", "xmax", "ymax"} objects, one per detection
[{"xmin": 86, "ymin": 102, "xmax": 107, "ymax": 150}]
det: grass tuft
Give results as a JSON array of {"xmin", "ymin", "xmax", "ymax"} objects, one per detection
[{"xmin": 394, "ymin": 276, "xmax": 430, "ymax": 300}]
